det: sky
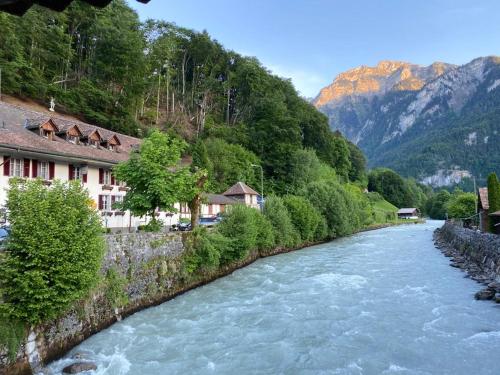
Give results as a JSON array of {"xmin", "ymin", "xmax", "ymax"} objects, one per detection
[{"xmin": 128, "ymin": 0, "xmax": 500, "ymax": 98}]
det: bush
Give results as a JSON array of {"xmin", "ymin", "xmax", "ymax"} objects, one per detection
[
  {"xmin": 282, "ymin": 195, "xmax": 323, "ymax": 243},
  {"xmin": 104, "ymin": 267, "xmax": 129, "ymax": 308},
  {"xmin": 263, "ymin": 195, "xmax": 300, "ymax": 248},
  {"xmin": 302, "ymin": 181, "xmax": 361, "ymax": 238},
  {"xmin": 446, "ymin": 190, "xmax": 476, "ymax": 219},
  {"xmin": 183, "ymin": 227, "xmax": 227, "ymax": 274},
  {"xmin": 0, "ymin": 179, "xmax": 105, "ymax": 324},
  {"xmin": 217, "ymin": 204, "xmax": 272, "ymax": 263}
]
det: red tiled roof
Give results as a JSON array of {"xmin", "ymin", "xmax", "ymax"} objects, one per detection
[
  {"xmin": 478, "ymin": 188, "xmax": 489, "ymax": 210},
  {"xmin": 223, "ymin": 181, "xmax": 259, "ymax": 196},
  {"xmin": 0, "ymin": 102, "xmax": 140, "ymax": 165}
]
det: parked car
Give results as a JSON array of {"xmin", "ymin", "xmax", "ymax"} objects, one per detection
[
  {"xmin": 0, "ymin": 227, "xmax": 9, "ymax": 250},
  {"xmin": 177, "ymin": 222, "xmax": 192, "ymax": 232},
  {"xmin": 198, "ymin": 216, "xmax": 221, "ymax": 228}
]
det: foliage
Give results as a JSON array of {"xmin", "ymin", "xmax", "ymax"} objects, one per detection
[
  {"xmin": 368, "ymin": 168, "xmax": 416, "ymax": 208},
  {"xmin": 0, "ymin": 179, "xmax": 104, "ymax": 324},
  {"xmin": 204, "ymin": 138, "xmax": 260, "ymax": 193},
  {"xmin": 487, "ymin": 173, "xmax": 500, "ymax": 231},
  {"xmin": 104, "ymin": 267, "xmax": 128, "ymax": 308},
  {"xmin": 282, "ymin": 195, "xmax": 324, "ymax": 243},
  {"xmin": 263, "ymin": 196, "xmax": 300, "ymax": 248},
  {"xmin": 0, "ymin": 3, "xmax": 364, "ymax": 192},
  {"xmin": 426, "ymin": 190, "xmax": 451, "ymax": 219},
  {"xmin": 367, "ymin": 192, "xmax": 398, "ymax": 223},
  {"xmin": 183, "ymin": 227, "xmax": 227, "ymax": 274},
  {"xmin": 446, "ymin": 190, "xmax": 476, "ymax": 219},
  {"xmin": 0, "ymin": 316, "xmax": 25, "ymax": 362},
  {"xmin": 302, "ymin": 181, "xmax": 362, "ymax": 238},
  {"xmin": 217, "ymin": 205, "xmax": 269, "ymax": 263},
  {"xmin": 114, "ymin": 130, "xmax": 204, "ymax": 228}
]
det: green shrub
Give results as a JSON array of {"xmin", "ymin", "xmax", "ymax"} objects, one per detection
[
  {"xmin": 0, "ymin": 316, "xmax": 25, "ymax": 362},
  {"xmin": 263, "ymin": 195, "xmax": 300, "ymax": 248},
  {"xmin": 104, "ymin": 267, "xmax": 129, "ymax": 308},
  {"xmin": 302, "ymin": 181, "xmax": 362, "ymax": 238},
  {"xmin": 183, "ymin": 227, "xmax": 227, "ymax": 274},
  {"xmin": 446, "ymin": 190, "xmax": 476, "ymax": 219},
  {"xmin": 217, "ymin": 205, "xmax": 270, "ymax": 262},
  {"xmin": 282, "ymin": 195, "xmax": 323, "ymax": 243},
  {"xmin": 0, "ymin": 179, "xmax": 105, "ymax": 324}
]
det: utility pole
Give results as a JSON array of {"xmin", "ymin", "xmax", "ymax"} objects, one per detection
[
  {"xmin": 156, "ymin": 70, "xmax": 161, "ymax": 125},
  {"xmin": 251, "ymin": 164, "xmax": 264, "ymax": 212}
]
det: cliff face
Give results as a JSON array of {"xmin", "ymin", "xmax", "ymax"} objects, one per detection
[
  {"xmin": 314, "ymin": 57, "xmax": 500, "ymax": 185},
  {"xmin": 313, "ymin": 61, "xmax": 452, "ymax": 108}
]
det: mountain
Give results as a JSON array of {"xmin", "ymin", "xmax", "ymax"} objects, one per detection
[{"xmin": 314, "ymin": 57, "xmax": 500, "ymax": 186}]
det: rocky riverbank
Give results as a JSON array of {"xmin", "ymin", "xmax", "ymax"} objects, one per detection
[{"xmin": 434, "ymin": 221, "xmax": 500, "ymax": 303}]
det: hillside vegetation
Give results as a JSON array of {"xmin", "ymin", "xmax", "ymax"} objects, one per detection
[{"xmin": 0, "ymin": 0, "xmax": 361, "ymax": 194}]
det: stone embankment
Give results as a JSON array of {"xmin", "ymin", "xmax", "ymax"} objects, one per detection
[
  {"xmin": 0, "ymin": 230, "xmax": 311, "ymax": 375},
  {"xmin": 434, "ymin": 221, "xmax": 500, "ymax": 302}
]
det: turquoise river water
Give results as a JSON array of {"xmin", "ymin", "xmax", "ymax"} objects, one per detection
[{"xmin": 47, "ymin": 221, "xmax": 500, "ymax": 374}]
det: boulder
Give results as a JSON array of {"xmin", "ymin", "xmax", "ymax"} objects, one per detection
[
  {"xmin": 474, "ymin": 288, "xmax": 495, "ymax": 301},
  {"xmin": 62, "ymin": 362, "xmax": 97, "ymax": 374}
]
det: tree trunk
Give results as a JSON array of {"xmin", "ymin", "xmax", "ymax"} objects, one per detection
[{"xmin": 188, "ymin": 174, "xmax": 208, "ymax": 229}]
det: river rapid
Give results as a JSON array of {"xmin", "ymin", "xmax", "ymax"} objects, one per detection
[{"xmin": 48, "ymin": 221, "xmax": 500, "ymax": 375}]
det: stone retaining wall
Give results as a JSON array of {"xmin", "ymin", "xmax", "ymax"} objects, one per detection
[
  {"xmin": 1, "ymin": 232, "xmax": 193, "ymax": 374},
  {"xmin": 434, "ymin": 221, "xmax": 500, "ymax": 300}
]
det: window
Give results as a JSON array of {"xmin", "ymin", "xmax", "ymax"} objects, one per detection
[
  {"xmin": 103, "ymin": 170, "xmax": 111, "ymax": 185},
  {"xmin": 101, "ymin": 195, "xmax": 111, "ymax": 211},
  {"xmin": 89, "ymin": 139, "xmax": 99, "ymax": 148},
  {"xmin": 41, "ymin": 129, "xmax": 53, "ymax": 140},
  {"xmin": 68, "ymin": 135, "xmax": 79, "ymax": 144},
  {"xmin": 73, "ymin": 166, "xmax": 82, "ymax": 180},
  {"xmin": 9, "ymin": 158, "xmax": 22, "ymax": 177},
  {"xmin": 39, "ymin": 161, "xmax": 49, "ymax": 180}
]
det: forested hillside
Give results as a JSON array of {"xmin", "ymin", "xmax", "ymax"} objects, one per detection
[{"xmin": 0, "ymin": 0, "xmax": 363, "ymax": 193}]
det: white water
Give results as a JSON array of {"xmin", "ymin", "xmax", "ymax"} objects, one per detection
[{"xmin": 48, "ymin": 221, "xmax": 500, "ymax": 374}]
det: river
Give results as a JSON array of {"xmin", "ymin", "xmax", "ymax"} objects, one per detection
[{"xmin": 47, "ymin": 221, "xmax": 500, "ymax": 375}]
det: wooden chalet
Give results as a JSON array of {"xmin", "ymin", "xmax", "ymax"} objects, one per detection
[{"xmin": 397, "ymin": 208, "xmax": 420, "ymax": 220}]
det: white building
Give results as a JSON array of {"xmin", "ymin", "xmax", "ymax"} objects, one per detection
[{"xmin": 0, "ymin": 101, "xmax": 158, "ymax": 230}]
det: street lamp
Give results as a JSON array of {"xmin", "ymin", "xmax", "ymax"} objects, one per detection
[{"xmin": 251, "ymin": 164, "xmax": 264, "ymax": 211}]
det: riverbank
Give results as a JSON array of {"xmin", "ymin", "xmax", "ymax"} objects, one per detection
[
  {"xmin": 1, "ymin": 220, "xmax": 422, "ymax": 375},
  {"xmin": 434, "ymin": 221, "xmax": 500, "ymax": 302}
]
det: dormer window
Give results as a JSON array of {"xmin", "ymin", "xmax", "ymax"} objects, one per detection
[
  {"xmin": 68, "ymin": 135, "xmax": 79, "ymax": 144},
  {"xmin": 101, "ymin": 135, "xmax": 121, "ymax": 152},
  {"xmin": 25, "ymin": 118, "xmax": 59, "ymax": 141},
  {"xmin": 83, "ymin": 129, "xmax": 103, "ymax": 148},
  {"xmin": 41, "ymin": 129, "xmax": 53, "ymax": 140}
]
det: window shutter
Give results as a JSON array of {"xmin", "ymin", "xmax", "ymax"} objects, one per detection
[
  {"xmin": 99, "ymin": 168, "xmax": 104, "ymax": 184},
  {"xmin": 83, "ymin": 173, "xmax": 88, "ymax": 183},
  {"xmin": 68, "ymin": 165, "xmax": 74, "ymax": 180},
  {"xmin": 23, "ymin": 159, "xmax": 30, "ymax": 178},
  {"xmin": 32, "ymin": 159, "xmax": 38, "ymax": 178},
  {"xmin": 49, "ymin": 162, "xmax": 55, "ymax": 180},
  {"xmin": 111, "ymin": 174, "xmax": 115, "ymax": 186},
  {"xmin": 111, "ymin": 195, "xmax": 116, "ymax": 209},
  {"xmin": 3, "ymin": 156, "xmax": 10, "ymax": 176},
  {"xmin": 98, "ymin": 195, "xmax": 104, "ymax": 210}
]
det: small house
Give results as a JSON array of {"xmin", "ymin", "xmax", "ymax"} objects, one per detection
[
  {"xmin": 397, "ymin": 208, "xmax": 420, "ymax": 220},
  {"xmin": 201, "ymin": 194, "xmax": 238, "ymax": 217},
  {"xmin": 223, "ymin": 182, "xmax": 260, "ymax": 210}
]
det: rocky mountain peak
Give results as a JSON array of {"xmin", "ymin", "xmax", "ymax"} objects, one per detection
[{"xmin": 313, "ymin": 60, "xmax": 455, "ymax": 108}]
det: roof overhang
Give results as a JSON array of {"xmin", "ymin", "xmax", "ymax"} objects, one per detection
[
  {"xmin": 0, "ymin": 144, "xmax": 118, "ymax": 168},
  {"xmin": 0, "ymin": 0, "xmax": 150, "ymax": 16}
]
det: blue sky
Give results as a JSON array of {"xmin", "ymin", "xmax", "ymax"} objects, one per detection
[{"xmin": 128, "ymin": 0, "xmax": 500, "ymax": 98}]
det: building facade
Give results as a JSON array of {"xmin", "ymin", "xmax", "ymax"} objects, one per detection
[{"xmin": 0, "ymin": 102, "xmax": 153, "ymax": 230}]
